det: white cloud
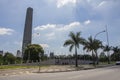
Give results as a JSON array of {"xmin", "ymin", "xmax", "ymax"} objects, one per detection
[
  {"xmin": 40, "ymin": 44, "xmax": 49, "ymax": 48},
  {"xmin": 46, "ymin": 32, "xmax": 55, "ymax": 37},
  {"xmin": 0, "ymin": 28, "xmax": 14, "ymax": 35},
  {"xmin": 33, "ymin": 21, "xmax": 81, "ymax": 41},
  {"xmin": 34, "ymin": 24, "xmax": 56, "ymax": 31},
  {"xmin": 97, "ymin": 1, "xmax": 106, "ymax": 7},
  {"xmin": 84, "ymin": 20, "xmax": 91, "ymax": 25},
  {"xmin": 57, "ymin": 0, "xmax": 77, "ymax": 8},
  {"xmin": 45, "ymin": 32, "xmax": 55, "ymax": 40},
  {"xmin": 34, "ymin": 21, "xmax": 81, "ymax": 32},
  {"xmin": 57, "ymin": 22, "xmax": 81, "ymax": 31}
]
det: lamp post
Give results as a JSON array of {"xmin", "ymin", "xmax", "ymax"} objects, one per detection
[
  {"xmin": 94, "ymin": 30, "xmax": 106, "ymax": 64},
  {"xmin": 94, "ymin": 30, "xmax": 106, "ymax": 39},
  {"xmin": 105, "ymin": 26, "xmax": 110, "ymax": 64}
]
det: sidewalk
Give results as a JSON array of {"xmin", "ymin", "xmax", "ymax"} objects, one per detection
[{"xmin": 0, "ymin": 64, "xmax": 115, "ymax": 76}]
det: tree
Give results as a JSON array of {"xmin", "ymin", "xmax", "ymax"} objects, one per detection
[
  {"xmin": 99, "ymin": 52, "xmax": 107, "ymax": 62},
  {"xmin": 83, "ymin": 36, "xmax": 102, "ymax": 65},
  {"xmin": 3, "ymin": 52, "xmax": 16, "ymax": 64},
  {"xmin": 63, "ymin": 32, "xmax": 85, "ymax": 67},
  {"xmin": 23, "ymin": 44, "xmax": 44, "ymax": 62},
  {"xmin": 66, "ymin": 54, "xmax": 73, "ymax": 59},
  {"xmin": 111, "ymin": 46, "xmax": 120, "ymax": 61},
  {"xmin": 112, "ymin": 46, "xmax": 120, "ymax": 54},
  {"xmin": 16, "ymin": 57, "xmax": 22, "ymax": 64},
  {"xmin": 0, "ymin": 54, "xmax": 3, "ymax": 65},
  {"xmin": 81, "ymin": 54, "xmax": 92, "ymax": 60},
  {"xmin": 103, "ymin": 45, "xmax": 111, "ymax": 64},
  {"xmin": 111, "ymin": 53, "xmax": 120, "ymax": 61}
]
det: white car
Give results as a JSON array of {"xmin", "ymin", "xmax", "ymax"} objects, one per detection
[{"xmin": 116, "ymin": 61, "xmax": 120, "ymax": 65}]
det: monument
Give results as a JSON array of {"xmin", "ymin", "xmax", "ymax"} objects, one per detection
[{"xmin": 22, "ymin": 7, "xmax": 33, "ymax": 57}]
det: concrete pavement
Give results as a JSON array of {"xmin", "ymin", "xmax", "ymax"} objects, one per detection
[
  {"xmin": 0, "ymin": 65, "xmax": 92, "ymax": 76},
  {"xmin": 0, "ymin": 64, "xmax": 114, "ymax": 76},
  {"xmin": 0, "ymin": 65, "xmax": 78, "ymax": 76},
  {"xmin": 0, "ymin": 65, "xmax": 120, "ymax": 80}
]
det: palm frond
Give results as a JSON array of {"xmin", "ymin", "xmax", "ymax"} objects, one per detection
[
  {"xmin": 83, "ymin": 36, "xmax": 103, "ymax": 53},
  {"xmin": 76, "ymin": 32, "xmax": 81, "ymax": 38},
  {"xmin": 69, "ymin": 45, "xmax": 74, "ymax": 52},
  {"xmin": 63, "ymin": 39, "xmax": 74, "ymax": 47},
  {"xmin": 69, "ymin": 32, "xmax": 77, "ymax": 43}
]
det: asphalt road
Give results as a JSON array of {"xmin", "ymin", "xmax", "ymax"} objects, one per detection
[{"xmin": 0, "ymin": 65, "xmax": 120, "ymax": 80}]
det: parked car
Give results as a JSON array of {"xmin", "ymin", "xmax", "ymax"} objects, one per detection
[{"xmin": 116, "ymin": 61, "xmax": 120, "ymax": 65}]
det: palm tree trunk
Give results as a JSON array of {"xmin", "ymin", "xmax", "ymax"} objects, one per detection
[
  {"xmin": 75, "ymin": 46, "xmax": 78, "ymax": 67},
  {"xmin": 92, "ymin": 50, "xmax": 95, "ymax": 66},
  {"xmin": 107, "ymin": 51, "xmax": 110, "ymax": 64},
  {"xmin": 95, "ymin": 51, "xmax": 99, "ymax": 65}
]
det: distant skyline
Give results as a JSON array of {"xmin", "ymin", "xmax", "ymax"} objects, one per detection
[{"xmin": 0, "ymin": 0, "xmax": 120, "ymax": 55}]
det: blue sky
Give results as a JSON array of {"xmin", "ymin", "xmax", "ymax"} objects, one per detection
[{"xmin": 0, "ymin": 0, "xmax": 120, "ymax": 55}]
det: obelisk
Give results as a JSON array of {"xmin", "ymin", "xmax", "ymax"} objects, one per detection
[{"xmin": 22, "ymin": 7, "xmax": 33, "ymax": 57}]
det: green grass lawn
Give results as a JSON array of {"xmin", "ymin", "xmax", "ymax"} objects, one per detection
[
  {"xmin": 0, "ymin": 64, "xmax": 52, "ymax": 70},
  {"xmin": 99, "ymin": 61, "xmax": 115, "ymax": 65},
  {"xmin": 0, "ymin": 62, "xmax": 115, "ymax": 70},
  {"xmin": 0, "ymin": 65, "xmax": 38, "ymax": 69}
]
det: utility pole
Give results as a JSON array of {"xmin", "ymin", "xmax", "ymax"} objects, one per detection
[
  {"xmin": 94, "ymin": 30, "xmax": 106, "ymax": 64},
  {"xmin": 106, "ymin": 25, "xmax": 110, "ymax": 64}
]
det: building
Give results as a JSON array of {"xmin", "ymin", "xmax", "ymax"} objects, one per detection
[
  {"xmin": 50, "ymin": 52, "xmax": 54, "ymax": 59},
  {"xmin": 16, "ymin": 50, "xmax": 21, "ymax": 58},
  {"xmin": 22, "ymin": 7, "xmax": 33, "ymax": 57}
]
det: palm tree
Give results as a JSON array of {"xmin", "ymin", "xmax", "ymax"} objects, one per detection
[
  {"xmin": 112, "ymin": 46, "xmax": 120, "ymax": 54},
  {"xmin": 111, "ymin": 46, "xmax": 120, "ymax": 61},
  {"xmin": 63, "ymin": 32, "xmax": 85, "ymax": 67},
  {"xmin": 83, "ymin": 36, "xmax": 102, "ymax": 65},
  {"xmin": 103, "ymin": 45, "xmax": 111, "ymax": 64}
]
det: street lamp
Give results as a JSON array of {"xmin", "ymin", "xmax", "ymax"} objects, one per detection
[
  {"xmin": 94, "ymin": 30, "xmax": 106, "ymax": 65},
  {"xmin": 94, "ymin": 30, "xmax": 106, "ymax": 39},
  {"xmin": 95, "ymin": 26, "xmax": 110, "ymax": 64},
  {"xmin": 105, "ymin": 25, "xmax": 110, "ymax": 64}
]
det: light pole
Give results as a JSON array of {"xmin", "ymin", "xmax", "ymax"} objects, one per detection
[
  {"xmin": 94, "ymin": 30, "xmax": 106, "ymax": 64},
  {"xmin": 105, "ymin": 25, "xmax": 110, "ymax": 64},
  {"xmin": 94, "ymin": 30, "xmax": 106, "ymax": 39}
]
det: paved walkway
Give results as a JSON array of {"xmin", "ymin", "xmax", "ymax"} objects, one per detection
[
  {"xmin": 0, "ymin": 64, "xmax": 114, "ymax": 76},
  {"xmin": 0, "ymin": 65, "xmax": 87, "ymax": 76},
  {"xmin": 0, "ymin": 65, "xmax": 119, "ymax": 80}
]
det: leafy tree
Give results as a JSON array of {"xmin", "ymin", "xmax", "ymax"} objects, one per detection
[
  {"xmin": 63, "ymin": 32, "xmax": 85, "ymax": 67},
  {"xmin": 111, "ymin": 46, "xmax": 120, "ymax": 61},
  {"xmin": 16, "ymin": 57, "xmax": 22, "ymax": 64},
  {"xmin": 111, "ymin": 53, "xmax": 120, "ymax": 61},
  {"xmin": 3, "ymin": 52, "xmax": 16, "ymax": 64},
  {"xmin": 43, "ymin": 54, "xmax": 48, "ymax": 60},
  {"xmin": 103, "ymin": 45, "xmax": 111, "ymax": 52},
  {"xmin": 81, "ymin": 54, "xmax": 92, "ymax": 60},
  {"xmin": 0, "ymin": 54, "xmax": 3, "ymax": 64},
  {"xmin": 23, "ymin": 44, "xmax": 44, "ymax": 62},
  {"xmin": 99, "ymin": 52, "xmax": 108, "ymax": 62},
  {"xmin": 83, "ymin": 36, "xmax": 102, "ymax": 65}
]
